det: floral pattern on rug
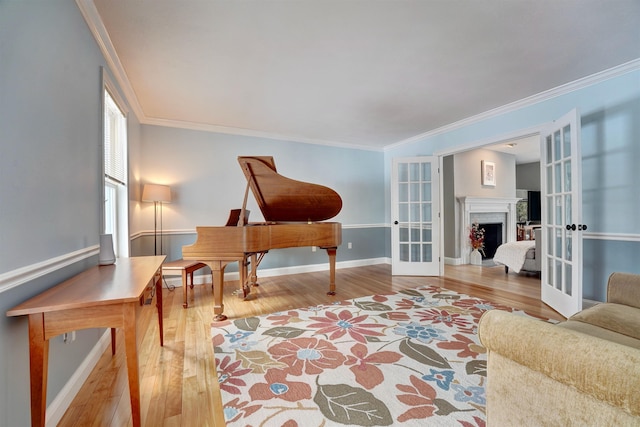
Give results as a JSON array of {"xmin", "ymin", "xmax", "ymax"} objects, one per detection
[{"xmin": 211, "ymin": 285, "xmax": 537, "ymax": 426}]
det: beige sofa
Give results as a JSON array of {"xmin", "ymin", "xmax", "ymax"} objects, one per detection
[{"xmin": 478, "ymin": 272, "xmax": 640, "ymax": 426}]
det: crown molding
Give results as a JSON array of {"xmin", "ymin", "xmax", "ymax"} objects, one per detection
[
  {"xmin": 386, "ymin": 58, "xmax": 640, "ymax": 151},
  {"xmin": 76, "ymin": 1, "xmax": 638, "ymax": 153},
  {"xmin": 143, "ymin": 117, "xmax": 382, "ymax": 152},
  {"xmin": 75, "ymin": 0, "xmax": 145, "ymax": 120}
]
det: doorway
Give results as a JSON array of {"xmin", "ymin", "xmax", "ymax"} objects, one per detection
[{"xmin": 437, "ymin": 127, "xmax": 543, "ymax": 279}]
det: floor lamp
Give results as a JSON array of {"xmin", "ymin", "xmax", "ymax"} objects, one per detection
[{"xmin": 142, "ymin": 184, "xmax": 172, "ymax": 255}]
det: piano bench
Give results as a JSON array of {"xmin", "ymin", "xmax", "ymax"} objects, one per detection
[{"xmin": 162, "ymin": 260, "xmax": 208, "ymax": 308}]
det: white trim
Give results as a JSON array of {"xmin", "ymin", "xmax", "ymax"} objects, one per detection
[
  {"xmin": 0, "ymin": 246, "xmax": 99, "ymax": 294},
  {"xmin": 145, "ymin": 117, "xmax": 382, "ymax": 152},
  {"xmin": 75, "ymin": 0, "xmax": 143, "ymax": 120},
  {"xmin": 583, "ymin": 232, "xmax": 640, "ymax": 242},
  {"xmin": 133, "ymin": 228, "xmax": 640, "ymax": 242},
  {"xmin": 444, "ymin": 257, "xmax": 464, "ymax": 266},
  {"xmin": 164, "ymin": 257, "xmax": 390, "ymax": 286},
  {"xmin": 387, "ymin": 59, "xmax": 640, "ymax": 150},
  {"xmin": 46, "ymin": 330, "xmax": 112, "ymax": 427}
]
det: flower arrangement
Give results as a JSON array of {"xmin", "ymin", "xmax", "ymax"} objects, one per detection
[{"xmin": 468, "ymin": 221, "xmax": 485, "ymax": 256}]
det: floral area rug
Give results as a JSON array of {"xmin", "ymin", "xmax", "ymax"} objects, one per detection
[{"xmin": 211, "ymin": 285, "xmax": 539, "ymax": 426}]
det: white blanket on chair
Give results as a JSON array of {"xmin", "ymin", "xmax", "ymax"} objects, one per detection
[{"xmin": 493, "ymin": 240, "xmax": 536, "ymax": 273}]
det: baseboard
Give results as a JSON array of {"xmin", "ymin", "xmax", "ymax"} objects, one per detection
[
  {"xmin": 46, "ymin": 330, "xmax": 111, "ymax": 427},
  {"xmin": 445, "ymin": 257, "xmax": 464, "ymax": 265},
  {"xmin": 164, "ymin": 257, "xmax": 391, "ymax": 286}
]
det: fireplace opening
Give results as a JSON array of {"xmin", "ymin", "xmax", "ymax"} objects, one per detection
[{"xmin": 479, "ymin": 223, "xmax": 502, "ymax": 259}]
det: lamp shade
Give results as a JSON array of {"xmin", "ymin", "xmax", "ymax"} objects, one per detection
[{"xmin": 142, "ymin": 184, "xmax": 172, "ymax": 203}]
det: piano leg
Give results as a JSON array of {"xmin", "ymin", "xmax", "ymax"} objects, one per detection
[
  {"xmin": 204, "ymin": 261, "xmax": 228, "ymax": 321},
  {"xmin": 325, "ymin": 247, "xmax": 337, "ymax": 295},
  {"xmin": 249, "ymin": 253, "xmax": 259, "ymax": 287},
  {"xmin": 239, "ymin": 257, "xmax": 250, "ymax": 298}
]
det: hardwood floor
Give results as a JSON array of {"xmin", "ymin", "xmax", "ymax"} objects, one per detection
[{"xmin": 57, "ymin": 263, "xmax": 562, "ymax": 426}]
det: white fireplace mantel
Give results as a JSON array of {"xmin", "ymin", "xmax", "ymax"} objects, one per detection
[{"xmin": 457, "ymin": 197, "xmax": 521, "ymax": 264}]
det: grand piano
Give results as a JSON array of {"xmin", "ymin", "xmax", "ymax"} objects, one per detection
[{"xmin": 183, "ymin": 156, "xmax": 342, "ymax": 320}]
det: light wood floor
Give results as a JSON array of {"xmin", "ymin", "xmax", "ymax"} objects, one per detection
[{"xmin": 57, "ymin": 263, "xmax": 562, "ymax": 427}]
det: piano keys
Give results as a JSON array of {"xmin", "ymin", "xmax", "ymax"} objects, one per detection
[{"xmin": 183, "ymin": 156, "xmax": 342, "ymax": 320}]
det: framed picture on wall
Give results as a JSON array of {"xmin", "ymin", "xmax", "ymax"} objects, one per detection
[{"xmin": 482, "ymin": 160, "xmax": 496, "ymax": 186}]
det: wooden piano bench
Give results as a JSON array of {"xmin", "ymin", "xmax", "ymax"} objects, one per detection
[{"xmin": 162, "ymin": 259, "xmax": 208, "ymax": 308}]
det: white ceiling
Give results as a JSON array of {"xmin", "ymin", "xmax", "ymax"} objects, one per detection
[{"xmin": 88, "ymin": 0, "xmax": 640, "ymax": 153}]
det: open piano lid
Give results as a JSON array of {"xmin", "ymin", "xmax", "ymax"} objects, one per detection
[{"xmin": 238, "ymin": 156, "xmax": 342, "ymax": 222}]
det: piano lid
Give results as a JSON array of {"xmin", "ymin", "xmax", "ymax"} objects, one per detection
[{"xmin": 238, "ymin": 156, "xmax": 342, "ymax": 222}]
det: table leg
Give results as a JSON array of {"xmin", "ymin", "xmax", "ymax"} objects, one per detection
[
  {"xmin": 111, "ymin": 328, "xmax": 117, "ymax": 355},
  {"xmin": 155, "ymin": 270, "xmax": 164, "ymax": 346},
  {"xmin": 27, "ymin": 313, "xmax": 48, "ymax": 427},
  {"xmin": 326, "ymin": 247, "xmax": 337, "ymax": 295},
  {"xmin": 123, "ymin": 302, "xmax": 141, "ymax": 427}
]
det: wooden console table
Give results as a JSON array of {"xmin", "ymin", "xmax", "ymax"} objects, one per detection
[{"xmin": 6, "ymin": 255, "xmax": 166, "ymax": 427}]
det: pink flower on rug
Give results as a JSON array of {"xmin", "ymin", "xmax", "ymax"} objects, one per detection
[
  {"xmin": 223, "ymin": 397, "xmax": 261, "ymax": 423},
  {"xmin": 459, "ymin": 415, "xmax": 487, "ymax": 427},
  {"xmin": 268, "ymin": 337, "xmax": 346, "ymax": 376},
  {"xmin": 217, "ymin": 355, "xmax": 252, "ymax": 394},
  {"xmin": 212, "ymin": 332, "xmax": 225, "ymax": 348},
  {"xmin": 248, "ymin": 368, "xmax": 312, "ymax": 402},
  {"xmin": 437, "ymin": 333, "xmax": 486, "ymax": 359},
  {"xmin": 416, "ymin": 308, "xmax": 472, "ymax": 329},
  {"xmin": 396, "ymin": 375, "xmax": 438, "ymax": 421},
  {"xmin": 344, "ymin": 343, "xmax": 402, "ymax": 389},
  {"xmin": 266, "ymin": 311, "xmax": 300, "ymax": 326},
  {"xmin": 307, "ymin": 309, "xmax": 385, "ymax": 343},
  {"xmin": 372, "ymin": 294, "xmax": 389, "ymax": 302}
]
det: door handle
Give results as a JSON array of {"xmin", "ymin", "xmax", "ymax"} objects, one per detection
[
  {"xmin": 394, "ymin": 221, "xmax": 399, "ymax": 225},
  {"xmin": 565, "ymin": 224, "xmax": 587, "ymax": 231}
]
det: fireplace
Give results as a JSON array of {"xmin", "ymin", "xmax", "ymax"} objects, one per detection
[
  {"xmin": 458, "ymin": 197, "xmax": 520, "ymax": 264},
  {"xmin": 479, "ymin": 223, "xmax": 502, "ymax": 259}
]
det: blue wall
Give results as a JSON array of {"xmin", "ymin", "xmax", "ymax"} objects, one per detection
[{"xmin": 0, "ymin": 1, "xmax": 142, "ymax": 425}]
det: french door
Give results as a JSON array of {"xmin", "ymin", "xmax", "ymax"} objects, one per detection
[
  {"xmin": 540, "ymin": 109, "xmax": 584, "ymax": 318},
  {"xmin": 391, "ymin": 157, "xmax": 440, "ymax": 276}
]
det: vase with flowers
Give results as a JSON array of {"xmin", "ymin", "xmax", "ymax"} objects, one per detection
[{"xmin": 468, "ymin": 221, "xmax": 485, "ymax": 265}]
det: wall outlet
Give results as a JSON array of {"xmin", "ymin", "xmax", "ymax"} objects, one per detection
[
  {"xmin": 312, "ymin": 246, "xmax": 317, "ymax": 252},
  {"xmin": 348, "ymin": 242, "xmax": 352, "ymax": 249}
]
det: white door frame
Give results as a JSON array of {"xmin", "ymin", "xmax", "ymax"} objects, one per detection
[{"xmin": 435, "ymin": 124, "xmax": 543, "ymax": 265}]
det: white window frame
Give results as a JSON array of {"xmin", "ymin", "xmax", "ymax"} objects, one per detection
[{"xmin": 102, "ymin": 70, "xmax": 130, "ymax": 258}]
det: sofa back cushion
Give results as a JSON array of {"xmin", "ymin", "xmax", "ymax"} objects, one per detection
[
  {"xmin": 569, "ymin": 303, "xmax": 640, "ymax": 342},
  {"xmin": 608, "ymin": 272, "xmax": 640, "ymax": 309}
]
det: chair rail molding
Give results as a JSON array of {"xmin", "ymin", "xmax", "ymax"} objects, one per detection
[{"xmin": 0, "ymin": 246, "xmax": 99, "ymax": 294}]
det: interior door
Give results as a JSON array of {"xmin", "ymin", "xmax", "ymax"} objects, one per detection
[
  {"xmin": 391, "ymin": 157, "xmax": 440, "ymax": 276},
  {"xmin": 540, "ymin": 109, "xmax": 583, "ymax": 318}
]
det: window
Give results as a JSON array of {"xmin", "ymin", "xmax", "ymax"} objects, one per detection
[{"xmin": 103, "ymin": 84, "xmax": 129, "ymax": 257}]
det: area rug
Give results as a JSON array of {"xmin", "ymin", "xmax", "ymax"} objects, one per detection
[{"xmin": 211, "ymin": 285, "xmax": 541, "ymax": 426}]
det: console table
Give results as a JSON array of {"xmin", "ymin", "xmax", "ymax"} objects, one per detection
[{"xmin": 6, "ymin": 255, "xmax": 165, "ymax": 427}]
